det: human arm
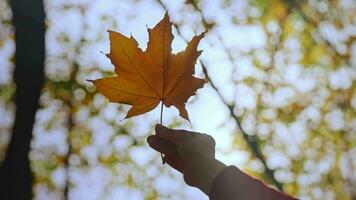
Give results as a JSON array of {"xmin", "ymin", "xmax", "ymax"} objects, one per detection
[{"xmin": 147, "ymin": 124, "xmax": 297, "ymax": 200}]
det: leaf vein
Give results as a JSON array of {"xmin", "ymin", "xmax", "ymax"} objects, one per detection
[{"xmin": 115, "ymin": 41, "xmax": 161, "ymax": 98}]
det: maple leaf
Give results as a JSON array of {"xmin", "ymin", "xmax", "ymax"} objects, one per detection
[{"xmin": 91, "ymin": 13, "xmax": 206, "ymax": 121}]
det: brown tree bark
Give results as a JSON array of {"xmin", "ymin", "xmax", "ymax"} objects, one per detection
[{"xmin": 0, "ymin": 0, "xmax": 45, "ymax": 199}]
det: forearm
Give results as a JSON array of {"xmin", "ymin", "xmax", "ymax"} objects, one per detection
[{"xmin": 208, "ymin": 165, "xmax": 298, "ymax": 200}]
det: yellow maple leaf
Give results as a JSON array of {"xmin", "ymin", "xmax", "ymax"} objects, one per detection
[{"xmin": 91, "ymin": 13, "xmax": 206, "ymax": 121}]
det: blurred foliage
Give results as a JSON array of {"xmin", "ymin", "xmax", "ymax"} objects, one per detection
[{"xmin": 0, "ymin": 0, "xmax": 355, "ymax": 199}]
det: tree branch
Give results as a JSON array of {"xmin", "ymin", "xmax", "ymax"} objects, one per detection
[{"xmin": 157, "ymin": 0, "xmax": 283, "ymax": 191}]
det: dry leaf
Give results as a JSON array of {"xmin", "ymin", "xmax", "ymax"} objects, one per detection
[{"xmin": 91, "ymin": 13, "xmax": 206, "ymax": 121}]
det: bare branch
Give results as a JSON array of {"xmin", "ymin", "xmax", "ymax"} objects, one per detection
[{"xmin": 157, "ymin": 0, "xmax": 284, "ymax": 191}]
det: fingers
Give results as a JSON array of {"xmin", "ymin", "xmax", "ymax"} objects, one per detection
[
  {"xmin": 147, "ymin": 135, "xmax": 178, "ymax": 155},
  {"xmin": 163, "ymin": 155, "xmax": 184, "ymax": 173},
  {"xmin": 155, "ymin": 124, "xmax": 191, "ymax": 144},
  {"xmin": 147, "ymin": 134, "xmax": 185, "ymax": 173}
]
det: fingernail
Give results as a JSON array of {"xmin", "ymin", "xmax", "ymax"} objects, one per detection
[{"xmin": 155, "ymin": 124, "xmax": 164, "ymax": 132}]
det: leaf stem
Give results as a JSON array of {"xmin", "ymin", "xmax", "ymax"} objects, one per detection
[
  {"xmin": 160, "ymin": 101, "xmax": 165, "ymax": 164},
  {"xmin": 160, "ymin": 100, "xmax": 163, "ymax": 125}
]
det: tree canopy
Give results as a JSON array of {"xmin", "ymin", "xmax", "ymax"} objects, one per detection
[{"xmin": 0, "ymin": 0, "xmax": 355, "ymax": 199}]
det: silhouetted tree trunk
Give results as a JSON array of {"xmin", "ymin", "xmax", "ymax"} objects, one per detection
[{"xmin": 0, "ymin": 0, "xmax": 45, "ymax": 199}]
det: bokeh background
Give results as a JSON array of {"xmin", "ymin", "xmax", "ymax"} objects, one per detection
[{"xmin": 0, "ymin": 0, "xmax": 355, "ymax": 199}]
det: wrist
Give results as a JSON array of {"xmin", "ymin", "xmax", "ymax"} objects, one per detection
[{"xmin": 192, "ymin": 158, "xmax": 226, "ymax": 195}]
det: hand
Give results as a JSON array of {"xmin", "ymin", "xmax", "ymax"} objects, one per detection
[{"xmin": 147, "ymin": 124, "xmax": 226, "ymax": 194}]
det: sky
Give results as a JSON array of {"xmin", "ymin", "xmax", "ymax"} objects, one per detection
[{"xmin": 0, "ymin": 0, "xmax": 355, "ymax": 199}]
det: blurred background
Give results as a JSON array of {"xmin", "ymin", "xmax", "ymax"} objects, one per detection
[{"xmin": 0, "ymin": 0, "xmax": 355, "ymax": 199}]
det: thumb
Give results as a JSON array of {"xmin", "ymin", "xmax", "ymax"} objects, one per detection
[{"xmin": 155, "ymin": 124, "xmax": 169, "ymax": 133}]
